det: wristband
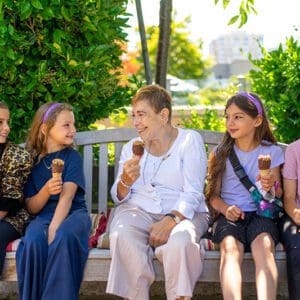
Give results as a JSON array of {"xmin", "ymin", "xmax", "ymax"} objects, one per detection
[
  {"xmin": 120, "ymin": 177, "xmax": 132, "ymax": 189},
  {"xmin": 165, "ymin": 213, "xmax": 181, "ymax": 224}
]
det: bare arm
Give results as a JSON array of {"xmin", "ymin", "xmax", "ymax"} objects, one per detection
[
  {"xmin": 116, "ymin": 156, "xmax": 140, "ymax": 200},
  {"xmin": 47, "ymin": 182, "xmax": 77, "ymax": 243},
  {"xmin": 25, "ymin": 177, "xmax": 62, "ymax": 214},
  {"xmin": 208, "ymin": 151, "xmax": 244, "ymax": 221},
  {"xmin": 49, "ymin": 182, "xmax": 76, "ymax": 228},
  {"xmin": 283, "ymin": 178, "xmax": 300, "ymax": 225}
]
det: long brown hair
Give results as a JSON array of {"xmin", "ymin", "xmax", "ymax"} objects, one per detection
[
  {"xmin": 26, "ymin": 103, "xmax": 73, "ymax": 159},
  {"xmin": 206, "ymin": 92, "xmax": 277, "ymax": 202}
]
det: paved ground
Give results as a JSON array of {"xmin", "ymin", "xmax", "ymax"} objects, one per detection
[{"xmin": 0, "ymin": 281, "xmax": 289, "ymax": 299}]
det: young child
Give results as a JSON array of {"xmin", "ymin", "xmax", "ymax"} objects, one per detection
[
  {"xmin": 0, "ymin": 102, "xmax": 33, "ymax": 276},
  {"xmin": 206, "ymin": 92, "xmax": 284, "ymax": 300},
  {"xmin": 16, "ymin": 103, "xmax": 91, "ymax": 300},
  {"xmin": 278, "ymin": 138, "xmax": 300, "ymax": 300}
]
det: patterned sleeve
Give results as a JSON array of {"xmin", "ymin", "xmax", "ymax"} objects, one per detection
[{"xmin": 1, "ymin": 144, "xmax": 33, "ymax": 202}]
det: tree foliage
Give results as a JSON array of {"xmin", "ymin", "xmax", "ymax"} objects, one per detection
[
  {"xmin": 0, "ymin": 0, "xmax": 131, "ymax": 143},
  {"xmin": 214, "ymin": 0, "xmax": 257, "ymax": 27},
  {"xmin": 137, "ymin": 17, "xmax": 211, "ymax": 82},
  {"xmin": 249, "ymin": 37, "xmax": 300, "ymax": 143}
]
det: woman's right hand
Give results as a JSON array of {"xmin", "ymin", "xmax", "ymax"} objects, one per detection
[
  {"xmin": 47, "ymin": 177, "xmax": 63, "ymax": 195},
  {"xmin": 121, "ymin": 156, "xmax": 141, "ymax": 186},
  {"xmin": 225, "ymin": 205, "xmax": 245, "ymax": 222}
]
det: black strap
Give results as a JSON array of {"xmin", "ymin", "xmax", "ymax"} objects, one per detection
[{"xmin": 229, "ymin": 148, "xmax": 257, "ymax": 193}]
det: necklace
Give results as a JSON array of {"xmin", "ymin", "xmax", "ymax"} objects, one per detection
[
  {"xmin": 142, "ymin": 128, "xmax": 175, "ymax": 185},
  {"xmin": 42, "ymin": 151, "xmax": 60, "ymax": 170},
  {"xmin": 43, "ymin": 158, "xmax": 52, "ymax": 170}
]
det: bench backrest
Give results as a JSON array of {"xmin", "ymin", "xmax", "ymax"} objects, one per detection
[{"xmin": 75, "ymin": 128, "xmax": 286, "ymax": 214}]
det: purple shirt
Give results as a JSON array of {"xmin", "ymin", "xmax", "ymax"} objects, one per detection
[
  {"xmin": 221, "ymin": 142, "xmax": 284, "ymax": 212},
  {"xmin": 282, "ymin": 139, "xmax": 300, "ymax": 207}
]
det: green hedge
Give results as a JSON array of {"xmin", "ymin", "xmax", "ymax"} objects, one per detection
[
  {"xmin": 0, "ymin": 0, "xmax": 131, "ymax": 143},
  {"xmin": 249, "ymin": 37, "xmax": 300, "ymax": 143}
]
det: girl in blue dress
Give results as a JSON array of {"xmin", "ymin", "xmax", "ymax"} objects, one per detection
[{"xmin": 16, "ymin": 102, "xmax": 91, "ymax": 300}]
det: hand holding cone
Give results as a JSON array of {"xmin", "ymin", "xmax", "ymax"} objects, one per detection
[{"xmin": 51, "ymin": 159, "xmax": 64, "ymax": 179}]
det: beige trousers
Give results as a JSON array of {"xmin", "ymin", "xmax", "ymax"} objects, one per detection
[{"xmin": 106, "ymin": 203, "xmax": 209, "ymax": 300}]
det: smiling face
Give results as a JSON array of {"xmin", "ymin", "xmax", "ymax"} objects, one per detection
[
  {"xmin": 45, "ymin": 110, "xmax": 76, "ymax": 152},
  {"xmin": 225, "ymin": 103, "xmax": 262, "ymax": 141},
  {"xmin": 0, "ymin": 108, "xmax": 10, "ymax": 144},
  {"xmin": 131, "ymin": 100, "xmax": 169, "ymax": 142}
]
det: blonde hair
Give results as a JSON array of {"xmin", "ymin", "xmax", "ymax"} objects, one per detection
[{"xmin": 26, "ymin": 103, "xmax": 73, "ymax": 158}]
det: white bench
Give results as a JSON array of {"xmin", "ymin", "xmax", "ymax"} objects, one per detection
[{"xmin": 1, "ymin": 128, "xmax": 288, "ymax": 298}]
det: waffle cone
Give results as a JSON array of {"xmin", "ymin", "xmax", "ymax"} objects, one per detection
[
  {"xmin": 52, "ymin": 172, "xmax": 62, "ymax": 179},
  {"xmin": 259, "ymin": 169, "xmax": 270, "ymax": 177},
  {"xmin": 51, "ymin": 159, "xmax": 64, "ymax": 178}
]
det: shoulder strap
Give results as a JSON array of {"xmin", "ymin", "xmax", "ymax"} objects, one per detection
[
  {"xmin": 229, "ymin": 148, "xmax": 257, "ymax": 193},
  {"xmin": 229, "ymin": 148, "xmax": 283, "ymax": 210}
]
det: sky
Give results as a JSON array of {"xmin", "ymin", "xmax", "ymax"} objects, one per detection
[{"xmin": 126, "ymin": 0, "xmax": 300, "ymax": 55}]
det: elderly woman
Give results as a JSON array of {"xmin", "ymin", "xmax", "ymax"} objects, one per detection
[{"xmin": 106, "ymin": 85, "xmax": 209, "ymax": 300}]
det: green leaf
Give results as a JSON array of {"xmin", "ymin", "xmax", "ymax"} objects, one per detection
[
  {"xmin": 6, "ymin": 48, "xmax": 16, "ymax": 60},
  {"xmin": 8, "ymin": 24, "xmax": 14, "ymax": 36},
  {"xmin": 53, "ymin": 29, "xmax": 66, "ymax": 43},
  {"xmin": 42, "ymin": 7, "xmax": 55, "ymax": 19},
  {"xmin": 31, "ymin": 0, "xmax": 43, "ymax": 9},
  {"xmin": 222, "ymin": 0, "xmax": 230, "ymax": 9},
  {"xmin": 239, "ymin": 11, "xmax": 248, "ymax": 27},
  {"xmin": 228, "ymin": 15, "xmax": 239, "ymax": 25},
  {"xmin": 53, "ymin": 42, "xmax": 62, "ymax": 51},
  {"xmin": 61, "ymin": 6, "xmax": 71, "ymax": 21},
  {"xmin": 20, "ymin": 2, "xmax": 32, "ymax": 20},
  {"xmin": 15, "ymin": 55, "xmax": 24, "ymax": 65},
  {"xmin": 0, "ymin": 24, "xmax": 6, "ymax": 36},
  {"xmin": 68, "ymin": 59, "xmax": 78, "ymax": 66}
]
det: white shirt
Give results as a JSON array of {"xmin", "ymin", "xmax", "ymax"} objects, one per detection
[{"xmin": 111, "ymin": 128, "xmax": 208, "ymax": 219}]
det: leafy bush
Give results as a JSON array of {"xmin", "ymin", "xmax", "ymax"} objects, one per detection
[
  {"xmin": 180, "ymin": 109, "xmax": 225, "ymax": 132},
  {"xmin": 249, "ymin": 37, "xmax": 300, "ymax": 143},
  {"xmin": 0, "ymin": 0, "xmax": 131, "ymax": 143}
]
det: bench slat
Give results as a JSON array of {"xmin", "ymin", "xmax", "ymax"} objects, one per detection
[
  {"xmin": 3, "ymin": 250, "xmax": 287, "ymax": 283},
  {"xmin": 99, "ymin": 144, "xmax": 108, "ymax": 213},
  {"xmin": 114, "ymin": 142, "xmax": 123, "ymax": 179},
  {"xmin": 83, "ymin": 145, "xmax": 93, "ymax": 213}
]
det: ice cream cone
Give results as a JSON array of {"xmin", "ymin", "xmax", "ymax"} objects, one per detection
[
  {"xmin": 132, "ymin": 140, "xmax": 144, "ymax": 158},
  {"xmin": 51, "ymin": 159, "xmax": 64, "ymax": 179},
  {"xmin": 258, "ymin": 154, "xmax": 271, "ymax": 177},
  {"xmin": 259, "ymin": 169, "xmax": 270, "ymax": 177}
]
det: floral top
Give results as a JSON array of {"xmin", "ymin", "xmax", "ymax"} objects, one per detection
[{"xmin": 0, "ymin": 143, "xmax": 33, "ymax": 234}]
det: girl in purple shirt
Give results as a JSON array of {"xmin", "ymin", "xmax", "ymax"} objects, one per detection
[{"xmin": 206, "ymin": 92, "xmax": 284, "ymax": 300}]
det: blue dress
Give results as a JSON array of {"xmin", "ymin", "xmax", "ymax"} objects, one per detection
[{"xmin": 16, "ymin": 147, "xmax": 91, "ymax": 300}]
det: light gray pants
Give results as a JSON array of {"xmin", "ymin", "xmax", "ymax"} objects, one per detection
[{"xmin": 106, "ymin": 204, "xmax": 209, "ymax": 300}]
